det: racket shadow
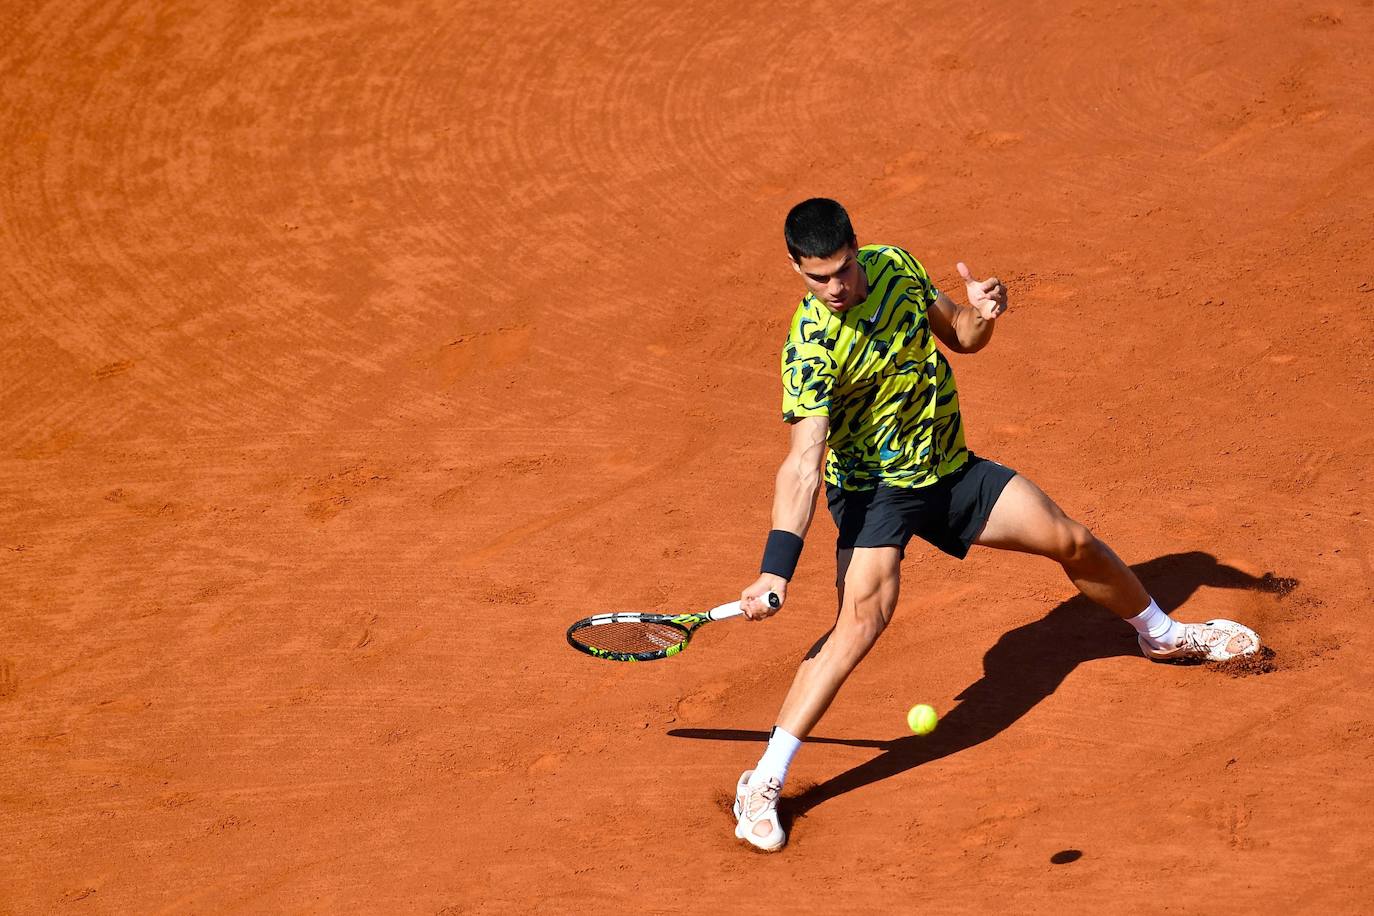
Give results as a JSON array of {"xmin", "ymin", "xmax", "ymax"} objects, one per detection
[
  {"xmin": 671, "ymin": 551, "xmax": 1294, "ymax": 819},
  {"xmin": 668, "ymin": 729, "xmax": 893, "ymax": 750}
]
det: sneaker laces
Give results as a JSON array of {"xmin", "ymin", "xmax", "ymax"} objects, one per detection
[
  {"xmin": 1178, "ymin": 625, "xmax": 1212, "ymax": 656},
  {"xmin": 745, "ymin": 779, "xmax": 780, "ymax": 818}
]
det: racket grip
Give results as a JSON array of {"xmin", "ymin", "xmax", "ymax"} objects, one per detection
[{"xmin": 710, "ymin": 591, "xmax": 781, "ymax": 621}]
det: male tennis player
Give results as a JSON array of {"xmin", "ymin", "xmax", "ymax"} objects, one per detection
[{"xmin": 731, "ymin": 198, "xmax": 1262, "ymax": 851}]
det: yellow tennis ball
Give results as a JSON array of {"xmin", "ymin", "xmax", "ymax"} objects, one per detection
[{"xmin": 907, "ymin": 704, "xmax": 938, "ymax": 736}]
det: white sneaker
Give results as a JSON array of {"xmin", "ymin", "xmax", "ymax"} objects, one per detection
[
  {"xmin": 1139, "ymin": 619, "xmax": 1261, "ymax": 663},
  {"xmin": 733, "ymin": 770, "xmax": 785, "ymax": 852}
]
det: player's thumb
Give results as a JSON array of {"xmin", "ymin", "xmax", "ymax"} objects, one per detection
[{"xmin": 956, "ymin": 261, "xmax": 975, "ymax": 283}]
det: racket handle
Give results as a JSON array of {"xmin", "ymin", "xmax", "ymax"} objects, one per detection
[{"xmin": 709, "ymin": 591, "xmax": 781, "ymax": 621}]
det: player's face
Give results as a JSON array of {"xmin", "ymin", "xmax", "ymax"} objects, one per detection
[{"xmin": 794, "ymin": 244, "xmax": 867, "ymax": 312}]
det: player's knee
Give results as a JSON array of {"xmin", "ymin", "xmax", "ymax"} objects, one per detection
[
  {"xmin": 1056, "ymin": 521, "xmax": 1102, "ymax": 566},
  {"xmin": 837, "ymin": 594, "xmax": 892, "ymax": 653},
  {"xmin": 832, "ymin": 617, "xmax": 885, "ymax": 663},
  {"xmin": 853, "ymin": 608, "xmax": 889, "ymax": 648}
]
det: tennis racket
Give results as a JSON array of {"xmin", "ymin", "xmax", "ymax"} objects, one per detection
[{"xmin": 566, "ymin": 592, "xmax": 780, "ymax": 662}]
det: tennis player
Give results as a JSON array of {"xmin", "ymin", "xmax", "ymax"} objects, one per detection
[{"xmin": 731, "ymin": 198, "xmax": 1262, "ymax": 851}]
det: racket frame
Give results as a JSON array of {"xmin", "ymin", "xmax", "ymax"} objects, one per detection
[{"xmin": 565, "ymin": 593, "xmax": 779, "ymax": 662}]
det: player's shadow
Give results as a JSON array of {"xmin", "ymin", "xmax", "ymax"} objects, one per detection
[{"xmin": 671, "ymin": 551, "xmax": 1292, "ymax": 818}]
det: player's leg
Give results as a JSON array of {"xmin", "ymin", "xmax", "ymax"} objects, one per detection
[
  {"xmin": 973, "ymin": 472, "xmax": 1259, "ymax": 660},
  {"xmin": 774, "ymin": 545, "xmax": 902, "ymax": 738},
  {"xmin": 735, "ymin": 545, "xmax": 901, "ymax": 851},
  {"xmin": 973, "ymin": 474, "xmax": 1148, "ymax": 617}
]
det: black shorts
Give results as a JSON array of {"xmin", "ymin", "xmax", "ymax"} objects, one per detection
[{"xmin": 825, "ymin": 455, "xmax": 1017, "ymax": 560}]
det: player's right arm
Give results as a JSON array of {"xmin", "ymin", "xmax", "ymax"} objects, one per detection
[{"xmin": 740, "ymin": 415, "xmax": 829, "ymax": 619}]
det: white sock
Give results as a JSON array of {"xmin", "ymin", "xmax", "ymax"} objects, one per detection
[
  {"xmin": 750, "ymin": 726, "xmax": 802, "ymax": 788},
  {"xmin": 1127, "ymin": 598, "xmax": 1183, "ymax": 650}
]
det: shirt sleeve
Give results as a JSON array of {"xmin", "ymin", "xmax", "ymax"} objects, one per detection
[
  {"xmin": 780, "ymin": 309, "xmax": 838, "ymax": 421},
  {"xmin": 891, "ymin": 247, "xmax": 940, "ymax": 310}
]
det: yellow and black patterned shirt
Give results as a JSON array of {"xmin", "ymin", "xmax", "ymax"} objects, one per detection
[{"xmin": 781, "ymin": 245, "xmax": 968, "ymax": 490}]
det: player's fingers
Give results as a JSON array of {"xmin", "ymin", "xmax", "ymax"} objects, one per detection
[
  {"xmin": 750, "ymin": 595, "xmax": 778, "ymax": 620},
  {"xmin": 956, "ymin": 261, "xmax": 974, "ymax": 282}
]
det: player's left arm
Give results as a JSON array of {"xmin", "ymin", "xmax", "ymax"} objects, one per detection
[{"xmin": 927, "ymin": 261, "xmax": 1008, "ymax": 354}]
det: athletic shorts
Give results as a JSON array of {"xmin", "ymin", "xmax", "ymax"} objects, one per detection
[{"xmin": 825, "ymin": 454, "xmax": 1017, "ymax": 559}]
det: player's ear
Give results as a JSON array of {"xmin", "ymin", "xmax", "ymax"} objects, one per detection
[{"xmin": 790, "ymin": 258, "xmax": 802, "ymax": 275}]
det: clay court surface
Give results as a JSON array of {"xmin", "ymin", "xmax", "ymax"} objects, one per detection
[{"xmin": 3, "ymin": 0, "xmax": 1374, "ymax": 912}]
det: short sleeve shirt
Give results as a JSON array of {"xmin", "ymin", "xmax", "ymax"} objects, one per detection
[{"xmin": 781, "ymin": 245, "xmax": 969, "ymax": 490}]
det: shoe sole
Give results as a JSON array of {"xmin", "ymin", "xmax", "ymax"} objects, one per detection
[{"xmin": 734, "ymin": 825, "xmax": 785, "ymax": 852}]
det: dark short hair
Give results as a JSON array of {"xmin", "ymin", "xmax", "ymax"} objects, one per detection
[{"xmin": 784, "ymin": 198, "xmax": 855, "ymax": 262}]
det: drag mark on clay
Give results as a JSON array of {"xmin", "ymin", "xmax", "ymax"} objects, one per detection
[
  {"xmin": 1348, "ymin": 519, "xmax": 1374, "ymax": 603},
  {"xmin": 301, "ymin": 463, "xmax": 394, "ymax": 521},
  {"xmin": 0, "ymin": 659, "xmax": 17, "ymax": 700},
  {"xmin": 93, "ymin": 359, "xmax": 135, "ymax": 379}
]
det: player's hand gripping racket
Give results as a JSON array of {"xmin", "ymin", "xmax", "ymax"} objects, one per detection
[{"xmin": 566, "ymin": 592, "xmax": 781, "ymax": 662}]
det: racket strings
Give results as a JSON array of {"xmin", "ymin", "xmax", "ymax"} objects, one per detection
[{"xmin": 571, "ymin": 620, "xmax": 689, "ymax": 655}]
